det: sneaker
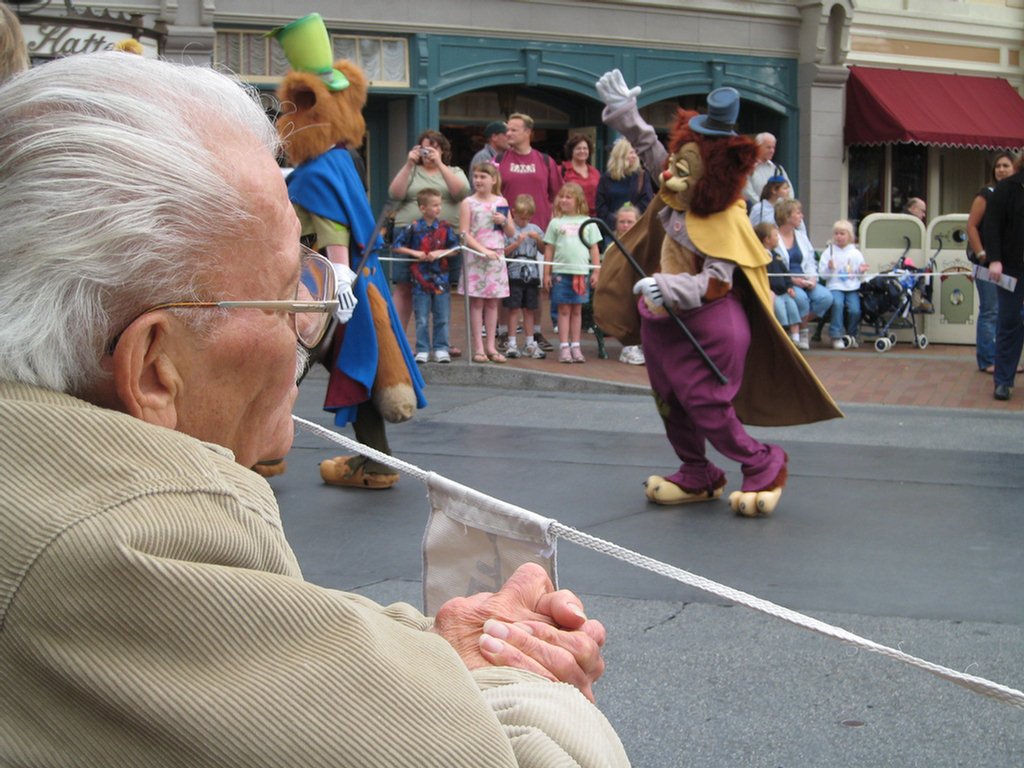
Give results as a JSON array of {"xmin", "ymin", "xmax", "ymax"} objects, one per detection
[
  {"xmin": 832, "ymin": 338, "xmax": 845, "ymax": 350},
  {"xmin": 433, "ymin": 350, "xmax": 451, "ymax": 364},
  {"xmin": 415, "ymin": 351, "xmax": 429, "ymax": 363},
  {"xmin": 847, "ymin": 336, "xmax": 859, "ymax": 349},
  {"xmin": 495, "ymin": 331, "xmax": 509, "ymax": 354},
  {"xmin": 505, "ymin": 341, "xmax": 520, "ymax": 359},
  {"xmin": 799, "ymin": 328, "xmax": 810, "ymax": 347},
  {"xmin": 524, "ymin": 342, "xmax": 546, "ymax": 359},
  {"xmin": 558, "ymin": 347, "xmax": 572, "ymax": 363},
  {"xmin": 619, "ymin": 345, "xmax": 645, "ymax": 365},
  {"xmin": 534, "ymin": 332, "xmax": 554, "ymax": 352},
  {"xmin": 571, "ymin": 346, "xmax": 585, "ymax": 363}
]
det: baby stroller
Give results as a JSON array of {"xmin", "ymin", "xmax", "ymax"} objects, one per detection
[{"xmin": 858, "ymin": 238, "xmax": 936, "ymax": 353}]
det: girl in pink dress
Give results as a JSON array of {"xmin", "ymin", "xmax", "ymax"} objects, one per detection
[{"xmin": 459, "ymin": 162, "xmax": 513, "ymax": 362}]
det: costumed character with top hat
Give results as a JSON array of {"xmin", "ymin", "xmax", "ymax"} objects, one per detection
[
  {"xmin": 270, "ymin": 13, "xmax": 425, "ymax": 489},
  {"xmin": 594, "ymin": 70, "xmax": 841, "ymax": 516}
]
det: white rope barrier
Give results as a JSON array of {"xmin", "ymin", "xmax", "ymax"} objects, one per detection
[
  {"xmin": 293, "ymin": 415, "xmax": 1024, "ymax": 710},
  {"xmin": 379, "ymin": 249, "xmax": 945, "ymax": 281}
]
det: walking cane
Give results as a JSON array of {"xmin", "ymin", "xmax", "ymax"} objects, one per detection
[{"xmin": 579, "ymin": 217, "xmax": 728, "ymax": 385}]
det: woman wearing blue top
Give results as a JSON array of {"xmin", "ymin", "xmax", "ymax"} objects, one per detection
[{"xmin": 774, "ymin": 198, "xmax": 832, "ymax": 348}]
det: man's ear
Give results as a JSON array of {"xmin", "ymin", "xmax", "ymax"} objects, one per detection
[{"xmin": 111, "ymin": 315, "xmax": 182, "ymax": 429}]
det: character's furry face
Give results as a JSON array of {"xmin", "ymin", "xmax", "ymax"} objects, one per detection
[
  {"xmin": 658, "ymin": 107, "xmax": 759, "ymax": 217},
  {"xmin": 658, "ymin": 142, "xmax": 703, "ymax": 213},
  {"xmin": 276, "ymin": 60, "xmax": 368, "ymax": 166}
]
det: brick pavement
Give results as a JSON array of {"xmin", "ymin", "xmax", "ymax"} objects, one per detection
[{"xmin": 410, "ymin": 293, "xmax": 1021, "ymax": 412}]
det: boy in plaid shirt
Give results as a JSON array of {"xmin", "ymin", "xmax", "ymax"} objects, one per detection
[{"xmin": 391, "ymin": 188, "xmax": 459, "ymax": 362}]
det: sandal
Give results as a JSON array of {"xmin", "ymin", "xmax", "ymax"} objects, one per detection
[
  {"xmin": 472, "ymin": 353, "xmax": 489, "ymax": 363},
  {"xmin": 487, "ymin": 352, "xmax": 507, "ymax": 364}
]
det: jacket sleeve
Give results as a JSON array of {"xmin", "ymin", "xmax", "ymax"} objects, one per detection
[
  {"xmin": 473, "ymin": 668, "xmax": 631, "ymax": 768},
  {"xmin": 983, "ymin": 178, "xmax": 1011, "ymax": 264},
  {"xmin": 799, "ymin": 231, "xmax": 819, "ymax": 277},
  {"xmin": 654, "ymin": 257, "xmax": 736, "ymax": 311},
  {"xmin": 601, "ymin": 99, "xmax": 668, "ymax": 180},
  {"xmin": 595, "ymin": 174, "xmax": 613, "ymax": 227}
]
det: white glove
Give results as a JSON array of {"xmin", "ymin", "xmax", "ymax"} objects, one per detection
[
  {"xmin": 633, "ymin": 276, "xmax": 663, "ymax": 307},
  {"xmin": 596, "ymin": 69, "xmax": 641, "ymax": 111},
  {"xmin": 332, "ymin": 262, "xmax": 358, "ymax": 325}
]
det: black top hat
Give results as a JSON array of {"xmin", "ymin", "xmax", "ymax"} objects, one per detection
[{"xmin": 689, "ymin": 87, "xmax": 741, "ymax": 137}]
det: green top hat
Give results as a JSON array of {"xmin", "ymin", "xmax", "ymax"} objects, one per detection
[{"xmin": 267, "ymin": 13, "xmax": 349, "ymax": 92}]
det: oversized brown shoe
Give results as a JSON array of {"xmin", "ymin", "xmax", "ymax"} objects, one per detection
[
  {"xmin": 319, "ymin": 455, "xmax": 399, "ymax": 489},
  {"xmin": 252, "ymin": 459, "xmax": 287, "ymax": 478}
]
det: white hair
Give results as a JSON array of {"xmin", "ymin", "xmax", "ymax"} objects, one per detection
[{"xmin": 0, "ymin": 52, "xmax": 280, "ymax": 394}]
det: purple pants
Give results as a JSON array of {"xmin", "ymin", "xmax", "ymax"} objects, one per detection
[{"xmin": 640, "ymin": 294, "xmax": 785, "ymax": 493}]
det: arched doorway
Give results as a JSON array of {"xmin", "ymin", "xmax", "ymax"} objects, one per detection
[{"xmin": 440, "ymin": 85, "xmax": 605, "ymax": 171}]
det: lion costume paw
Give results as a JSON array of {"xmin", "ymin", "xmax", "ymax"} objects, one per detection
[
  {"xmin": 728, "ymin": 488, "xmax": 782, "ymax": 516},
  {"xmin": 728, "ymin": 461, "xmax": 788, "ymax": 517},
  {"xmin": 643, "ymin": 474, "xmax": 726, "ymax": 505}
]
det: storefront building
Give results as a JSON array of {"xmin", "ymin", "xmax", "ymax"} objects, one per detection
[{"xmin": 11, "ymin": 0, "xmax": 1024, "ymax": 246}]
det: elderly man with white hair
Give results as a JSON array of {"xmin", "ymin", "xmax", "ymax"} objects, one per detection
[
  {"xmin": 742, "ymin": 131, "xmax": 792, "ymax": 207},
  {"xmin": 0, "ymin": 52, "xmax": 628, "ymax": 767}
]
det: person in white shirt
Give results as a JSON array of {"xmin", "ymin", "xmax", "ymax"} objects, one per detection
[
  {"xmin": 742, "ymin": 132, "xmax": 791, "ymax": 207},
  {"xmin": 818, "ymin": 220, "xmax": 869, "ymax": 349}
]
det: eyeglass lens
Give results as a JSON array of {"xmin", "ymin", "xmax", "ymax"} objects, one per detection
[{"xmin": 294, "ymin": 249, "xmax": 336, "ymax": 347}]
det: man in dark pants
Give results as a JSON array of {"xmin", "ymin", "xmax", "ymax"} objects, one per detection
[{"xmin": 982, "ymin": 168, "xmax": 1024, "ymax": 401}]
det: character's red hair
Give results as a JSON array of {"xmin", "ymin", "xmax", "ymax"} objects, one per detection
[{"xmin": 667, "ymin": 108, "xmax": 759, "ymax": 217}]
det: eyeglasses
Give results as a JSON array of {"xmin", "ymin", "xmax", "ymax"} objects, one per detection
[{"xmin": 108, "ymin": 246, "xmax": 340, "ymax": 353}]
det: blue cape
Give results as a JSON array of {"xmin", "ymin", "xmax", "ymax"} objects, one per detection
[{"xmin": 287, "ymin": 148, "xmax": 426, "ymax": 426}]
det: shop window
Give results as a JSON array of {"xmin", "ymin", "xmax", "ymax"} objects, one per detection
[
  {"xmin": 214, "ymin": 29, "xmax": 408, "ymax": 88},
  {"xmin": 331, "ymin": 35, "xmax": 408, "ymax": 87},
  {"xmin": 848, "ymin": 143, "xmax": 928, "ymax": 228}
]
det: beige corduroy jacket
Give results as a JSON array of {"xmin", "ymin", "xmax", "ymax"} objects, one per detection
[{"xmin": 0, "ymin": 382, "xmax": 629, "ymax": 768}]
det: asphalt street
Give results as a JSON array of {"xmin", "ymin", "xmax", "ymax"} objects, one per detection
[{"xmin": 268, "ymin": 367, "xmax": 1024, "ymax": 768}]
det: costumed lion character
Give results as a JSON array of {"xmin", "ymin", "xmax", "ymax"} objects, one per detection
[
  {"xmin": 267, "ymin": 13, "xmax": 426, "ymax": 489},
  {"xmin": 594, "ymin": 69, "xmax": 841, "ymax": 516}
]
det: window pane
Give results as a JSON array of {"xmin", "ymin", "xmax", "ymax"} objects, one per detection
[
  {"xmin": 891, "ymin": 144, "xmax": 928, "ymax": 215},
  {"xmin": 333, "ymin": 37, "xmax": 357, "ymax": 63},
  {"xmin": 271, "ymin": 43, "xmax": 289, "ymax": 76},
  {"xmin": 220, "ymin": 32, "xmax": 241, "ymax": 74},
  {"xmin": 359, "ymin": 38, "xmax": 381, "ymax": 79},
  {"xmin": 848, "ymin": 144, "xmax": 884, "ymax": 231},
  {"xmin": 245, "ymin": 35, "xmax": 267, "ymax": 76},
  {"xmin": 381, "ymin": 39, "xmax": 406, "ymax": 82}
]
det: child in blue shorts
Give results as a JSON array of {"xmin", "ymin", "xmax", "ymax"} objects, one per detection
[
  {"xmin": 543, "ymin": 182, "xmax": 601, "ymax": 363},
  {"xmin": 503, "ymin": 194, "xmax": 546, "ymax": 359}
]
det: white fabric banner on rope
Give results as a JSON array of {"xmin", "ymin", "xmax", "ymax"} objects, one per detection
[{"xmin": 423, "ymin": 472, "xmax": 557, "ymax": 616}]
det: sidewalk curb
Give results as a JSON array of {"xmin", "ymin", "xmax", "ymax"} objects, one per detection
[{"xmin": 417, "ymin": 360, "xmax": 652, "ymax": 396}]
